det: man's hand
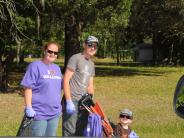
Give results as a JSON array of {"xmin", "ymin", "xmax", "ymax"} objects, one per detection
[{"xmin": 66, "ymin": 100, "xmax": 75, "ymax": 114}]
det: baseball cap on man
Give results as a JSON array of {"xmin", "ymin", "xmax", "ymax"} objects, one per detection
[
  {"xmin": 120, "ymin": 109, "xmax": 133, "ymax": 119},
  {"xmin": 85, "ymin": 36, "xmax": 99, "ymax": 44}
]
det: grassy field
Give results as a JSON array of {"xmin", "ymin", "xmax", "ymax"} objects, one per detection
[{"xmin": 1, "ymin": 58, "xmax": 184, "ymax": 137}]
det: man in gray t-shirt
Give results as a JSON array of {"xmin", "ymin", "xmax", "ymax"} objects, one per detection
[
  {"xmin": 67, "ymin": 53, "xmax": 95, "ymax": 100},
  {"xmin": 62, "ymin": 36, "xmax": 99, "ymax": 136}
]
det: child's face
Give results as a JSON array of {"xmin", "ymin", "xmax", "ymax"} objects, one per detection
[{"xmin": 119, "ymin": 114, "xmax": 132, "ymax": 125}]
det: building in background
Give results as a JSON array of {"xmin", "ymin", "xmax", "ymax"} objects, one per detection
[{"xmin": 133, "ymin": 43, "xmax": 153, "ymax": 63}]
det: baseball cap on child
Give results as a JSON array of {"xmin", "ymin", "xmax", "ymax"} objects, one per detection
[
  {"xmin": 85, "ymin": 36, "xmax": 99, "ymax": 44},
  {"xmin": 120, "ymin": 109, "xmax": 133, "ymax": 119}
]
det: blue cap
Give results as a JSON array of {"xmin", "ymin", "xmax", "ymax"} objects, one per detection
[
  {"xmin": 120, "ymin": 109, "xmax": 133, "ymax": 119},
  {"xmin": 85, "ymin": 36, "xmax": 99, "ymax": 44}
]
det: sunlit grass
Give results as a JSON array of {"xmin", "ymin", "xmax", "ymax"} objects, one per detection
[
  {"xmin": 1, "ymin": 58, "xmax": 184, "ymax": 137},
  {"xmin": 94, "ymin": 64, "xmax": 184, "ymax": 138}
]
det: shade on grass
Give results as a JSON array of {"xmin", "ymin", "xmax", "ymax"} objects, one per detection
[{"xmin": 1, "ymin": 58, "xmax": 184, "ymax": 137}]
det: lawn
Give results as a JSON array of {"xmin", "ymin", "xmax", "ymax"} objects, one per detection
[{"xmin": 0, "ymin": 58, "xmax": 184, "ymax": 137}]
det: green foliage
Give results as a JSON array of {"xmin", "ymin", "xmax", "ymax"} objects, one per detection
[
  {"xmin": 128, "ymin": 0, "xmax": 184, "ymax": 64},
  {"xmin": 82, "ymin": 0, "xmax": 132, "ymax": 59},
  {"xmin": 110, "ymin": 1, "xmax": 132, "ymax": 28},
  {"xmin": 0, "ymin": 0, "xmax": 17, "ymax": 39},
  {"xmin": 2, "ymin": 0, "xmax": 184, "ymax": 64},
  {"xmin": 15, "ymin": 16, "xmax": 35, "ymax": 32}
]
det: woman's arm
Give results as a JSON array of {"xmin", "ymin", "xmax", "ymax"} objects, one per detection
[
  {"xmin": 63, "ymin": 68, "xmax": 74, "ymax": 100},
  {"xmin": 24, "ymin": 87, "xmax": 32, "ymax": 107}
]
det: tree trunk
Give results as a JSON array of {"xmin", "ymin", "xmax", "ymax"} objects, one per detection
[
  {"xmin": 0, "ymin": 50, "xmax": 15, "ymax": 92},
  {"xmin": 116, "ymin": 46, "xmax": 120, "ymax": 65},
  {"xmin": 152, "ymin": 32, "xmax": 158, "ymax": 64},
  {"xmin": 19, "ymin": 49, "xmax": 25, "ymax": 64},
  {"xmin": 64, "ymin": 15, "xmax": 82, "ymax": 72},
  {"xmin": 115, "ymin": 33, "xmax": 120, "ymax": 65},
  {"xmin": 104, "ymin": 38, "xmax": 107, "ymax": 58},
  {"xmin": 169, "ymin": 43, "xmax": 174, "ymax": 65},
  {"xmin": 0, "ymin": 62, "xmax": 7, "ymax": 91},
  {"xmin": 16, "ymin": 38, "xmax": 21, "ymax": 64}
]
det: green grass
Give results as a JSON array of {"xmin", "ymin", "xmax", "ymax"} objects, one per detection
[
  {"xmin": 94, "ymin": 64, "xmax": 184, "ymax": 138},
  {"xmin": 1, "ymin": 58, "xmax": 184, "ymax": 137}
]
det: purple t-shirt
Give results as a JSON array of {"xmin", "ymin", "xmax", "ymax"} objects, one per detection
[{"xmin": 21, "ymin": 60, "xmax": 63, "ymax": 120}]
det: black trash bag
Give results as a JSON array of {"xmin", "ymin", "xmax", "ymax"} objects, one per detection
[
  {"xmin": 16, "ymin": 115, "xmax": 33, "ymax": 136},
  {"xmin": 75, "ymin": 93, "xmax": 94, "ymax": 136},
  {"xmin": 79, "ymin": 93, "xmax": 95, "ymax": 109}
]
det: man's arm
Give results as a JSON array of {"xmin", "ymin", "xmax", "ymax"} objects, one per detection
[
  {"xmin": 63, "ymin": 68, "xmax": 74, "ymax": 100},
  {"xmin": 87, "ymin": 77, "xmax": 94, "ymax": 95}
]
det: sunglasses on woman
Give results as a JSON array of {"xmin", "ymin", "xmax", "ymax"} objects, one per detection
[
  {"xmin": 47, "ymin": 49, "xmax": 59, "ymax": 56},
  {"xmin": 120, "ymin": 114, "xmax": 131, "ymax": 119}
]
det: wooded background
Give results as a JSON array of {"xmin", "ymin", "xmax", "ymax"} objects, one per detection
[{"xmin": 1, "ymin": 0, "xmax": 184, "ymax": 90}]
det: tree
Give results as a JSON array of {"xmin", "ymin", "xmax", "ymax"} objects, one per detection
[
  {"xmin": 84, "ymin": 0, "xmax": 132, "ymax": 64},
  {"xmin": 129, "ymin": 0, "xmax": 184, "ymax": 65},
  {"xmin": 0, "ymin": 0, "xmax": 39, "ymax": 91},
  {"xmin": 0, "ymin": 0, "xmax": 18, "ymax": 90}
]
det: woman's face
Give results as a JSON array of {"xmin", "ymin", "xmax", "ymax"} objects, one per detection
[{"xmin": 44, "ymin": 43, "xmax": 59, "ymax": 63}]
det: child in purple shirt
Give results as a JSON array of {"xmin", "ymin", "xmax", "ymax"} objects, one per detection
[{"xmin": 21, "ymin": 42, "xmax": 63, "ymax": 136}]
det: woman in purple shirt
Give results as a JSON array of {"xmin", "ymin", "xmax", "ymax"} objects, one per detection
[{"xmin": 21, "ymin": 42, "xmax": 63, "ymax": 136}]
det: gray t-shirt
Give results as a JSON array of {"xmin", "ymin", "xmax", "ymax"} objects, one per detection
[{"xmin": 67, "ymin": 53, "xmax": 95, "ymax": 100}]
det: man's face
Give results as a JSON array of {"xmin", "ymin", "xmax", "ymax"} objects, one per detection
[{"xmin": 84, "ymin": 42, "xmax": 98, "ymax": 56}]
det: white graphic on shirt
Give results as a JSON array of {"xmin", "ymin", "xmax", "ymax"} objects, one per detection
[
  {"xmin": 78, "ymin": 65, "xmax": 90, "ymax": 88},
  {"xmin": 48, "ymin": 70, "xmax": 55, "ymax": 76},
  {"xmin": 43, "ymin": 69, "xmax": 61, "ymax": 79},
  {"xmin": 43, "ymin": 75, "xmax": 61, "ymax": 79}
]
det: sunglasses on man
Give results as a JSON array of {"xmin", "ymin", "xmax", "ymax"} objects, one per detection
[
  {"xmin": 120, "ymin": 114, "xmax": 132, "ymax": 119},
  {"xmin": 47, "ymin": 49, "xmax": 59, "ymax": 56},
  {"xmin": 87, "ymin": 43, "xmax": 98, "ymax": 49}
]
